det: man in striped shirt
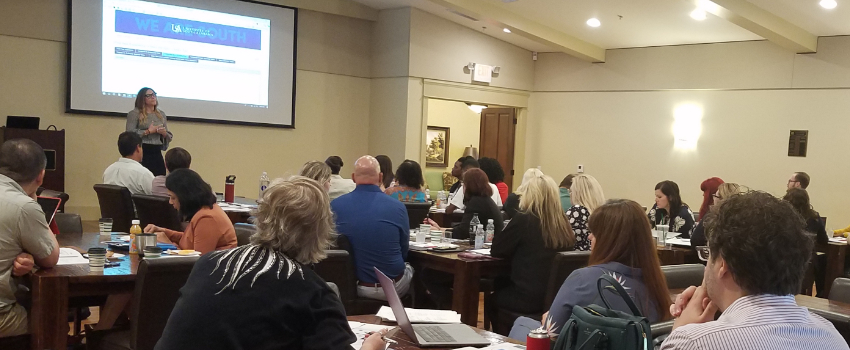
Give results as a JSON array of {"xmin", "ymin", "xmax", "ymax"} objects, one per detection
[{"xmin": 662, "ymin": 191, "xmax": 849, "ymax": 350}]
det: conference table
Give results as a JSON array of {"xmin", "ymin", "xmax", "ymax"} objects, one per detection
[
  {"xmin": 347, "ymin": 314, "xmax": 522, "ymax": 349},
  {"xmin": 30, "ymin": 232, "xmax": 138, "ymax": 350}
]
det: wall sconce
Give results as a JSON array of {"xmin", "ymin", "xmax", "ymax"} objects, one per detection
[{"xmin": 673, "ymin": 104, "xmax": 703, "ymax": 150}]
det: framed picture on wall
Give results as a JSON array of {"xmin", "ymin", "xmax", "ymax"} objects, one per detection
[{"xmin": 425, "ymin": 126, "xmax": 450, "ymax": 167}]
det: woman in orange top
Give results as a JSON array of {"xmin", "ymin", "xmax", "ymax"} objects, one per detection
[{"xmin": 144, "ymin": 169, "xmax": 237, "ymax": 254}]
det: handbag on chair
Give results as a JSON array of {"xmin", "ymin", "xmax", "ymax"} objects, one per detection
[{"xmin": 553, "ymin": 274, "xmax": 651, "ymax": 350}]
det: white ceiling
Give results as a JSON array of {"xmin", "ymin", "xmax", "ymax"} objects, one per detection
[{"xmin": 350, "ymin": 0, "xmax": 850, "ymax": 52}]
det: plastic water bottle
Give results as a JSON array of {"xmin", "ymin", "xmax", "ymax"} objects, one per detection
[
  {"xmin": 474, "ymin": 224, "xmax": 485, "ymax": 249},
  {"xmin": 469, "ymin": 213, "xmax": 480, "ymax": 244},
  {"xmin": 259, "ymin": 172, "xmax": 270, "ymax": 199},
  {"xmin": 425, "ymin": 189, "xmax": 431, "ymax": 201},
  {"xmin": 485, "ymin": 219, "xmax": 495, "ymax": 243}
]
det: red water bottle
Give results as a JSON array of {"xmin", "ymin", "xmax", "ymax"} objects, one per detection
[
  {"xmin": 526, "ymin": 328, "xmax": 550, "ymax": 350},
  {"xmin": 225, "ymin": 175, "xmax": 236, "ymax": 202}
]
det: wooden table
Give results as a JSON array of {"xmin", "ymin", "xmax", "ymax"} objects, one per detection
[
  {"xmin": 30, "ymin": 232, "xmax": 138, "ymax": 350},
  {"xmin": 407, "ymin": 245, "xmax": 509, "ymax": 327},
  {"xmin": 823, "ymin": 242, "xmax": 847, "ymax": 297},
  {"xmin": 657, "ymin": 246, "xmax": 698, "ymax": 266},
  {"xmin": 347, "ymin": 315, "xmax": 523, "ymax": 349}
]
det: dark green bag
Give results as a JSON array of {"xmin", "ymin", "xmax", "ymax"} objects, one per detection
[{"xmin": 552, "ymin": 274, "xmax": 651, "ymax": 350}]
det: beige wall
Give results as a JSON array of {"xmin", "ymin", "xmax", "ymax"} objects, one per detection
[
  {"xmin": 426, "ymin": 99, "xmax": 481, "ymax": 174},
  {"xmin": 0, "ymin": 5, "xmax": 372, "ymax": 219},
  {"xmin": 529, "ymin": 36, "xmax": 850, "ymax": 227}
]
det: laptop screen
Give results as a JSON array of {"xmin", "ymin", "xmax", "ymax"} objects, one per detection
[
  {"xmin": 374, "ymin": 267, "xmax": 418, "ymax": 341},
  {"xmin": 37, "ymin": 196, "xmax": 62, "ymax": 225}
]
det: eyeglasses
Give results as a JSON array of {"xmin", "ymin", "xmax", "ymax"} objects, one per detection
[
  {"xmin": 145, "ymin": 93, "xmax": 157, "ymax": 98},
  {"xmin": 695, "ymin": 246, "xmax": 710, "ymax": 262},
  {"xmin": 788, "ymin": 180, "xmax": 798, "ymax": 184}
]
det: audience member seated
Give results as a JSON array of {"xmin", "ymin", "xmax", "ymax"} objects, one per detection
[
  {"xmin": 375, "ymin": 155, "xmax": 394, "ymax": 191},
  {"xmin": 385, "ymin": 159, "xmax": 427, "ymax": 203},
  {"xmin": 299, "ymin": 161, "xmax": 332, "ymax": 191},
  {"xmin": 426, "ymin": 168, "xmax": 504, "ymax": 239},
  {"xmin": 103, "ymin": 131, "xmax": 155, "ymax": 195},
  {"xmin": 489, "ymin": 171, "xmax": 575, "ymax": 319},
  {"xmin": 331, "ymin": 156, "xmax": 412, "ymax": 301},
  {"xmin": 447, "ymin": 158, "xmax": 502, "ymax": 214},
  {"xmin": 325, "ymin": 156, "xmax": 355, "ymax": 200},
  {"xmin": 783, "ymin": 188, "xmax": 829, "ymax": 297},
  {"xmin": 565, "ymin": 174, "xmax": 605, "ymax": 251},
  {"xmin": 151, "ymin": 147, "xmax": 191, "ymax": 197},
  {"xmin": 509, "ymin": 199, "xmax": 671, "ymax": 340},
  {"xmin": 503, "ymin": 168, "xmax": 538, "ymax": 219},
  {"xmin": 0, "ymin": 139, "xmax": 60, "ymax": 338},
  {"xmin": 691, "ymin": 183, "xmax": 746, "ymax": 251},
  {"xmin": 446, "ymin": 156, "xmax": 472, "ymax": 196},
  {"xmin": 697, "ymin": 177, "xmax": 723, "ymax": 221},
  {"xmin": 558, "ymin": 174, "xmax": 575, "ymax": 211},
  {"xmin": 663, "ymin": 192, "xmax": 849, "ymax": 350},
  {"xmin": 788, "ymin": 171, "xmax": 810, "ymax": 190},
  {"xmin": 479, "ymin": 157, "xmax": 509, "ymax": 204},
  {"xmin": 144, "ymin": 169, "xmax": 237, "ymax": 254},
  {"xmin": 155, "ymin": 176, "xmax": 390, "ymax": 350},
  {"xmin": 648, "ymin": 180, "xmax": 695, "ymax": 238}
]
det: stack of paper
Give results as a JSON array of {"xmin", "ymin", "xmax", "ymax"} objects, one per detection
[
  {"xmin": 469, "ymin": 249, "xmax": 491, "ymax": 256},
  {"xmin": 666, "ymin": 238, "xmax": 691, "ymax": 247},
  {"xmin": 376, "ymin": 306, "xmax": 461, "ymax": 323},
  {"xmin": 57, "ymin": 248, "xmax": 89, "ymax": 265},
  {"xmin": 409, "ymin": 242, "xmax": 439, "ymax": 251},
  {"xmin": 348, "ymin": 321, "xmax": 389, "ymax": 349}
]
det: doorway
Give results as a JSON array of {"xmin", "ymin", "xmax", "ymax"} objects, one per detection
[{"xmin": 479, "ymin": 108, "xmax": 517, "ymax": 189}]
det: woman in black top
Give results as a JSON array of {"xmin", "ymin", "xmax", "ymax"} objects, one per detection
[
  {"xmin": 155, "ymin": 176, "xmax": 388, "ymax": 350},
  {"xmin": 783, "ymin": 188, "xmax": 828, "ymax": 297},
  {"xmin": 503, "ymin": 168, "xmax": 539, "ymax": 219},
  {"xmin": 648, "ymin": 180, "xmax": 695, "ymax": 238},
  {"xmin": 489, "ymin": 171, "xmax": 575, "ymax": 323}
]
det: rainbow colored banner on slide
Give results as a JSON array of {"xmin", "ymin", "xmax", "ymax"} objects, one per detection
[{"xmin": 114, "ymin": 10, "xmax": 262, "ymax": 50}]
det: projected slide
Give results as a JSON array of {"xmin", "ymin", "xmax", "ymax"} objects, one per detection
[{"xmin": 102, "ymin": 0, "xmax": 271, "ymax": 108}]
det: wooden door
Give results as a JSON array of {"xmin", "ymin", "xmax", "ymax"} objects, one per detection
[{"xmin": 479, "ymin": 108, "xmax": 517, "ymax": 189}]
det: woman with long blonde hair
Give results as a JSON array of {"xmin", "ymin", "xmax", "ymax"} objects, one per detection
[
  {"xmin": 489, "ymin": 170, "xmax": 575, "ymax": 334},
  {"xmin": 566, "ymin": 174, "xmax": 605, "ymax": 251},
  {"xmin": 503, "ymin": 168, "xmax": 543, "ymax": 219},
  {"xmin": 126, "ymin": 87, "xmax": 172, "ymax": 175}
]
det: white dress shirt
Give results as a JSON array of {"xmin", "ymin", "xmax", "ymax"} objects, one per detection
[
  {"xmin": 449, "ymin": 183, "xmax": 503, "ymax": 210},
  {"xmin": 103, "ymin": 157, "xmax": 155, "ymax": 195},
  {"xmin": 328, "ymin": 174, "xmax": 356, "ymax": 200}
]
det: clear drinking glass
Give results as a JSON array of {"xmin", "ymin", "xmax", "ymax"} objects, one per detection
[{"xmin": 656, "ymin": 224, "xmax": 670, "ymax": 248}]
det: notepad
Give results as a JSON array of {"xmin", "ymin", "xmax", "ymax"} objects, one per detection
[
  {"xmin": 376, "ymin": 306, "xmax": 461, "ymax": 323},
  {"xmin": 57, "ymin": 248, "xmax": 89, "ymax": 265},
  {"xmin": 469, "ymin": 249, "xmax": 491, "ymax": 256},
  {"xmin": 348, "ymin": 321, "xmax": 389, "ymax": 349}
]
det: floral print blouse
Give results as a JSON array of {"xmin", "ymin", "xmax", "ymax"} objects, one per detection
[
  {"xmin": 647, "ymin": 204, "xmax": 695, "ymax": 239},
  {"xmin": 566, "ymin": 205, "xmax": 591, "ymax": 251}
]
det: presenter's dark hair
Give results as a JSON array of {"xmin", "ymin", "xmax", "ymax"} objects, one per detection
[
  {"xmin": 461, "ymin": 157, "xmax": 480, "ymax": 171},
  {"xmin": 325, "ymin": 156, "xmax": 344, "ymax": 175},
  {"xmin": 118, "ymin": 132, "xmax": 142, "ymax": 157},
  {"xmin": 164, "ymin": 147, "xmax": 191, "ymax": 173},
  {"xmin": 793, "ymin": 172, "xmax": 810, "ymax": 189},
  {"xmin": 376, "ymin": 155, "xmax": 394, "ymax": 188},
  {"xmin": 0, "ymin": 139, "xmax": 47, "ymax": 183},
  {"xmin": 395, "ymin": 160, "xmax": 425, "ymax": 189},
  {"xmin": 165, "ymin": 169, "xmax": 216, "ymax": 221},
  {"xmin": 478, "ymin": 157, "xmax": 505, "ymax": 184},
  {"xmin": 655, "ymin": 180, "xmax": 684, "ymax": 217}
]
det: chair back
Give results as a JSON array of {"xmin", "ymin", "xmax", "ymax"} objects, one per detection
[
  {"xmin": 234, "ymin": 223, "xmax": 257, "ymax": 246},
  {"xmin": 544, "ymin": 251, "xmax": 592, "ymax": 308},
  {"xmin": 660, "ymin": 264, "xmax": 705, "ymax": 290},
  {"xmin": 830, "ymin": 278, "xmax": 850, "ymax": 304},
  {"xmin": 54, "ymin": 213, "xmax": 83, "ymax": 235},
  {"xmin": 130, "ymin": 256, "xmax": 199, "ymax": 350},
  {"xmin": 93, "ymin": 184, "xmax": 135, "ymax": 232},
  {"xmin": 404, "ymin": 202, "xmax": 432, "ymax": 230},
  {"xmin": 37, "ymin": 187, "xmax": 69, "ymax": 212},
  {"xmin": 312, "ymin": 250, "xmax": 357, "ymax": 310},
  {"xmin": 132, "ymin": 194, "xmax": 182, "ymax": 231}
]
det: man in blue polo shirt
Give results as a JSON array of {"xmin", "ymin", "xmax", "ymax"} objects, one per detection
[{"xmin": 331, "ymin": 155, "xmax": 412, "ymax": 300}]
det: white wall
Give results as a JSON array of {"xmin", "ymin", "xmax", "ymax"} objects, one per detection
[{"xmin": 529, "ymin": 36, "xmax": 850, "ymax": 227}]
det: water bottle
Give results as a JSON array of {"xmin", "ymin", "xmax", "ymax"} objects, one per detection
[
  {"xmin": 486, "ymin": 219, "xmax": 495, "ymax": 243},
  {"xmin": 259, "ymin": 172, "xmax": 270, "ymax": 199},
  {"xmin": 469, "ymin": 213, "xmax": 480, "ymax": 244},
  {"xmin": 474, "ymin": 224, "xmax": 485, "ymax": 249},
  {"xmin": 425, "ymin": 189, "xmax": 431, "ymax": 201}
]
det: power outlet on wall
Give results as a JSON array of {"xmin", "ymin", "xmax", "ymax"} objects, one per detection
[{"xmin": 577, "ymin": 165, "xmax": 584, "ymax": 173}]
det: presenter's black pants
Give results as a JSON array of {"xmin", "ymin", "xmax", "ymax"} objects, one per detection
[{"xmin": 141, "ymin": 143, "xmax": 166, "ymax": 176}]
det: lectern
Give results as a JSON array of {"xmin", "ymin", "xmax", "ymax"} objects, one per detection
[{"xmin": 0, "ymin": 127, "xmax": 65, "ymax": 191}]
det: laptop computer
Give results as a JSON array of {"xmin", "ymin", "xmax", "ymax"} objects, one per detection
[
  {"xmin": 6, "ymin": 116, "xmax": 40, "ymax": 129},
  {"xmin": 373, "ymin": 267, "xmax": 491, "ymax": 347},
  {"xmin": 37, "ymin": 196, "xmax": 62, "ymax": 225}
]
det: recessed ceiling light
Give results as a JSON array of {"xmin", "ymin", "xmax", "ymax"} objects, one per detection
[
  {"xmin": 820, "ymin": 0, "xmax": 838, "ymax": 9},
  {"xmin": 503, "ymin": 28, "xmax": 511, "ymax": 33},
  {"xmin": 690, "ymin": 8, "xmax": 707, "ymax": 20},
  {"xmin": 586, "ymin": 18, "xmax": 601, "ymax": 27}
]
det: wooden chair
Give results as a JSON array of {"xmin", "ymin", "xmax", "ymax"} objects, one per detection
[
  {"xmin": 93, "ymin": 184, "xmax": 135, "ymax": 233},
  {"xmin": 132, "ymin": 194, "xmax": 182, "ymax": 231}
]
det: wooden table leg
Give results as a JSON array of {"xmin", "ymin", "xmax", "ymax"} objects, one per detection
[
  {"xmin": 94, "ymin": 293, "xmax": 132, "ymax": 330},
  {"xmin": 824, "ymin": 243, "xmax": 847, "ymax": 297},
  {"xmin": 30, "ymin": 276, "xmax": 68, "ymax": 350},
  {"xmin": 451, "ymin": 260, "xmax": 481, "ymax": 326}
]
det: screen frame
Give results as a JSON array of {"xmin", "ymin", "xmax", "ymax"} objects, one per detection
[{"xmin": 65, "ymin": 0, "xmax": 298, "ymax": 129}]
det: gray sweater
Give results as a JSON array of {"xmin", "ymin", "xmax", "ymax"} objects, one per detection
[{"xmin": 126, "ymin": 109, "xmax": 173, "ymax": 150}]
